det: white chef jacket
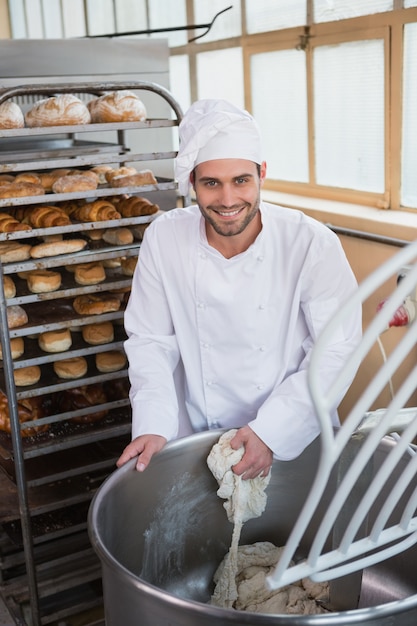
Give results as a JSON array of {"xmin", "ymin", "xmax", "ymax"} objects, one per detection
[{"xmin": 124, "ymin": 202, "xmax": 362, "ymax": 460}]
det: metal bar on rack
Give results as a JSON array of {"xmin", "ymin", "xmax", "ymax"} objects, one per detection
[{"xmin": 0, "ymin": 261, "xmax": 41, "ymax": 625}]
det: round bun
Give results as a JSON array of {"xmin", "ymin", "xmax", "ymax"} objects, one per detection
[
  {"xmin": 95, "ymin": 350, "xmax": 127, "ymax": 373},
  {"xmin": 73, "ymin": 293, "xmax": 121, "ymax": 316},
  {"xmin": 0, "ymin": 101, "xmax": 24, "ymax": 129},
  {"xmin": 25, "ymin": 94, "xmax": 91, "ymax": 127},
  {"xmin": 0, "ymin": 337, "xmax": 24, "ymax": 360},
  {"xmin": 14, "ymin": 365, "xmax": 41, "ymax": 387},
  {"xmin": 38, "ymin": 328, "xmax": 72, "ymax": 353},
  {"xmin": 53, "ymin": 356, "xmax": 88, "ymax": 379},
  {"xmin": 52, "ymin": 174, "xmax": 98, "ymax": 194},
  {"xmin": 26, "ymin": 270, "xmax": 61, "ymax": 294},
  {"xmin": 82, "ymin": 321, "xmax": 114, "ymax": 345},
  {"xmin": 3, "ymin": 275, "xmax": 16, "ymax": 299},
  {"xmin": 88, "ymin": 91, "xmax": 146, "ymax": 123},
  {"xmin": 74, "ymin": 262, "xmax": 106, "ymax": 286},
  {"xmin": 7, "ymin": 305, "xmax": 28, "ymax": 329}
]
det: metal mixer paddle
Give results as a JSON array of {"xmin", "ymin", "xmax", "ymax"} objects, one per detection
[{"xmin": 267, "ymin": 240, "xmax": 417, "ymax": 597}]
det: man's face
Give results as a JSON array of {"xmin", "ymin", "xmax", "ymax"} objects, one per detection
[{"xmin": 192, "ymin": 159, "xmax": 266, "ymax": 238}]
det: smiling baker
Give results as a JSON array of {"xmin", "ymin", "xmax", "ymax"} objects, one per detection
[{"xmin": 117, "ymin": 98, "xmax": 362, "ymax": 478}]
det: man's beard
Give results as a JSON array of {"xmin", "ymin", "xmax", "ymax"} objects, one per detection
[{"xmin": 200, "ymin": 195, "xmax": 260, "ymax": 238}]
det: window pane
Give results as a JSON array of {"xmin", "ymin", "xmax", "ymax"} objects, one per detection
[
  {"xmin": 314, "ymin": 39, "xmax": 385, "ymax": 192},
  {"xmin": 246, "ymin": 0, "xmax": 306, "ymax": 34},
  {"xmin": 401, "ymin": 23, "xmax": 417, "ymax": 208},
  {"xmin": 314, "ymin": 0, "xmax": 393, "ymax": 23},
  {"xmin": 86, "ymin": 0, "xmax": 115, "ymax": 36},
  {"xmin": 193, "ymin": 0, "xmax": 241, "ymax": 43},
  {"xmin": 26, "ymin": 0, "xmax": 44, "ymax": 37},
  {"xmin": 115, "ymin": 0, "xmax": 147, "ymax": 34},
  {"xmin": 196, "ymin": 48, "xmax": 244, "ymax": 109},
  {"xmin": 251, "ymin": 49, "xmax": 309, "ymax": 183},
  {"xmin": 62, "ymin": 0, "xmax": 86, "ymax": 37},
  {"xmin": 9, "ymin": 0, "xmax": 26, "ymax": 38},
  {"xmin": 149, "ymin": 0, "xmax": 187, "ymax": 47},
  {"xmin": 404, "ymin": 0, "xmax": 417, "ymax": 7},
  {"xmin": 42, "ymin": 0, "xmax": 63, "ymax": 38},
  {"xmin": 169, "ymin": 55, "xmax": 191, "ymax": 117}
]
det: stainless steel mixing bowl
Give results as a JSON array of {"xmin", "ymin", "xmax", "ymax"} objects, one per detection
[{"xmin": 88, "ymin": 430, "xmax": 417, "ymax": 625}]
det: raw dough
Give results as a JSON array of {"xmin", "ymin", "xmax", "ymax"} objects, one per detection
[
  {"xmin": 207, "ymin": 430, "xmax": 329, "ymax": 615},
  {"xmin": 207, "ymin": 429, "xmax": 271, "ymax": 608}
]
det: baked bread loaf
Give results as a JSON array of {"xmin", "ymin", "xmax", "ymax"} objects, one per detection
[
  {"xmin": 72, "ymin": 199, "xmax": 121, "ymax": 222},
  {"xmin": 118, "ymin": 195, "xmax": 159, "ymax": 217},
  {"xmin": 0, "ymin": 101, "xmax": 24, "ymax": 129},
  {"xmin": 0, "ymin": 391, "xmax": 48, "ymax": 437},
  {"xmin": 0, "ymin": 174, "xmax": 15, "ymax": 185},
  {"xmin": 109, "ymin": 169, "xmax": 157, "ymax": 188},
  {"xmin": 7, "ymin": 305, "xmax": 28, "ymax": 329},
  {"xmin": 0, "ymin": 242, "xmax": 32, "ymax": 263},
  {"xmin": 53, "ymin": 356, "xmax": 88, "ymax": 379},
  {"xmin": 74, "ymin": 262, "xmax": 106, "ymax": 285},
  {"xmin": 105, "ymin": 166, "xmax": 137, "ymax": 183},
  {"xmin": 0, "ymin": 182, "xmax": 44, "ymax": 199},
  {"xmin": 52, "ymin": 174, "xmax": 98, "ymax": 194},
  {"xmin": 14, "ymin": 365, "xmax": 41, "ymax": 387},
  {"xmin": 15, "ymin": 172, "xmax": 42, "ymax": 185},
  {"xmin": 102, "ymin": 227, "xmax": 133, "ymax": 245},
  {"xmin": 3, "ymin": 275, "xmax": 16, "ymax": 299},
  {"xmin": 88, "ymin": 91, "xmax": 147, "ymax": 123},
  {"xmin": 25, "ymin": 94, "xmax": 91, "ymax": 127},
  {"xmin": 82, "ymin": 321, "xmax": 114, "ymax": 345},
  {"xmin": 90, "ymin": 165, "xmax": 113, "ymax": 183},
  {"xmin": 121, "ymin": 256, "xmax": 138, "ymax": 276},
  {"xmin": 73, "ymin": 293, "xmax": 121, "ymax": 315},
  {"xmin": 95, "ymin": 350, "xmax": 127, "ymax": 373},
  {"xmin": 0, "ymin": 337, "xmax": 24, "ymax": 360},
  {"xmin": 25, "ymin": 205, "xmax": 71, "ymax": 228},
  {"xmin": 131, "ymin": 223, "xmax": 150, "ymax": 241},
  {"xmin": 26, "ymin": 269, "xmax": 62, "ymax": 293},
  {"xmin": 0, "ymin": 212, "xmax": 32, "ymax": 232},
  {"xmin": 38, "ymin": 328, "xmax": 72, "ymax": 353},
  {"xmin": 30, "ymin": 238, "xmax": 87, "ymax": 259},
  {"xmin": 57, "ymin": 383, "xmax": 108, "ymax": 423},
  {"xmin": 39, "ymin": 169, "xmax": 72, "ymax": 191}
]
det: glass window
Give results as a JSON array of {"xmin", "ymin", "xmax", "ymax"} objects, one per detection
[
  {"xmin": 246, "ymin": 0, "xmax": 306, "ymax": 34},
  {"xmin": 114, "ymin": 0, "xmax": 147, "ymax": 34},
  {"xmin": 169, "ymin": 55, "xmax": 191, "ymax": 116},
  {"xmin": 193, "ymin": 0, "xmax": 241, "ymax": 43},
  {"xmin": 9, "ymin": 0, "xmax": 26, "ymax": 38},
  {"xmin": 25, "ymin": 0, "xmax": 44, "ymax": 37},
  {"xmin": 42, "ymin": 0, "xmax": 63, "ymax": 38},
  {"xmin": 251, "ymin": 49, "xmax": 309, "ymax": 183},
  {"xmin": 196, "ymin": 48, "xmax": 244, "ymax": 108},
  {"xmin": 149, "ymin": 0, "xmax": 187, "ymax": 47},
  {"xmin": 401, "ymin": 23, "xmax": 417, "ymax": 208},
  {"xmin": 62, "ymin": 0, "xmax": 86, "ymax": 37},
  {"xmin": 314, "ymin": 0, "xmax": 393, "ymax": 23},
  {"xmin": 404, "ymin": 0, "xmax": 417, "ymax": 6},
  {"xmin": 313, "ymin": 39, "xmax": 385, "ymax": 193},
  {"xmin": 86, "ymin": 0, "xmax": 115, "ymax": 36}
]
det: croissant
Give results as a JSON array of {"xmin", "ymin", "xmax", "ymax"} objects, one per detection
[
  {"xmin": 118, "ymin": 196, "xmax": 159, "ymax": 217},
  {"xmin": 0, "ymin": 212, "xmax": 32, "ymax": 232},
  {"xmin": 73, "ymin": 199, "xmax": 121, "ymax": 222},
  {"xmin": 26, "ymin": 205, "xmax": 71, "ymax": 228}
]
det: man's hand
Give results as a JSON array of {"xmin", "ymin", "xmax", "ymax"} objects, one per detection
[
  {"xmin": 230, "ymin": 426, "xmax": 273, "ymax": 479},
  {"xmin": 116, "ymin": 434, "xmax": 167, "ymax": 472}
]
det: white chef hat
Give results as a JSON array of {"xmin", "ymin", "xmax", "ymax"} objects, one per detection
[{"xmin": 174, "ymin": 99, "xmax": 263, "ymax": 196}]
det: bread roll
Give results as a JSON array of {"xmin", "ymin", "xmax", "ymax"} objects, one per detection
[
  {"xmin": 15, "ymin": 172, "xmax": 42, "ymax": 185},
  {"xmin": 102, "ymin": 227, "xmax": 133, "ymax": 245},
  {"xmin": 88, "ymin": 91, "xmax": 147, "ymax": 123},
  {"xmin": 95, "ymin": 350, "xmax": 127, "ymax": 373},
  {"xmin": 0, "ymin": 242, "xmax": 32, "ymax": 263},
  {"xmin": 7, "ymin": 305, "xmax": 28, "ymax": 329},
  {"xmin": 0, "ymin": 101, "xmax": 24, "ymax": 129},
  {"xmin": 131, "ymin": 223, "xmax": 150, "ymax": 241},
  {"xmin": 26, "ymin": 269, "xmax": 62, "ymax": 293},
  {"xmin": 30, "ymin": 238, "xmax": 87, "ymax": 259},
  {"xmin": 53, "ymin": 356, "xmax": 88, "ymax": 379},
  {"xmin": 38, "ymin": 328, "xmax": 72, "ymax": 353},
  {"xmin": 73, "ymin": 293, "xmax": 121, "ymax": 315},
  {"xmin": 52, "ymin": 174, "xmax": 98, "ymax": 194},
  {"xmin": 0, "ymin": 337, "xmax": 24, "ymax": 360},
  {"xmin": 109, "ymin": 169, "xmax": 157, "ymax": 188},
  {"xmin": 3, "ymin": 275, "xmax": 16, "ymax": 299},
  {"xmin": 82, "ymin": 321, "xmax": 114, "ymax": 345},
  {"xmin": 121, "ymin": 256, "xmax": 138, "ymax": 276},
  {"xmin": 25, "ymin": 94, "xmax": 91, "ymax": 127},
  {"xmin": 14, "ymin": 365, "xmax": 41, "ymax": 386},
  {"xmin": 74, "ymin": 262, "xmax": 106, "ymax": 285},
  {"xmin": 58, "ymin": 384, "xmax": 108, "ymax": 424},
  {"xmin": 0, "ymin": 174, "xmax": 15, "ymax": 184},
  {"xmin": 91, "ymin": 165, "xmax": 113, "ymax": 184},
  {"xmin": 0, "ymin": 391, "xmax": 48, "ymax": 436},
  {"xmin": 105, "ymin": 166, "xmax": 137, "ymax": 183},
  {"xmin": 0, "ymin": 182, "xmax": 44, "ymax": 199},
  {"xmin": 0, "ymin": 212, "xmax": 32, "ymax": 233}
]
